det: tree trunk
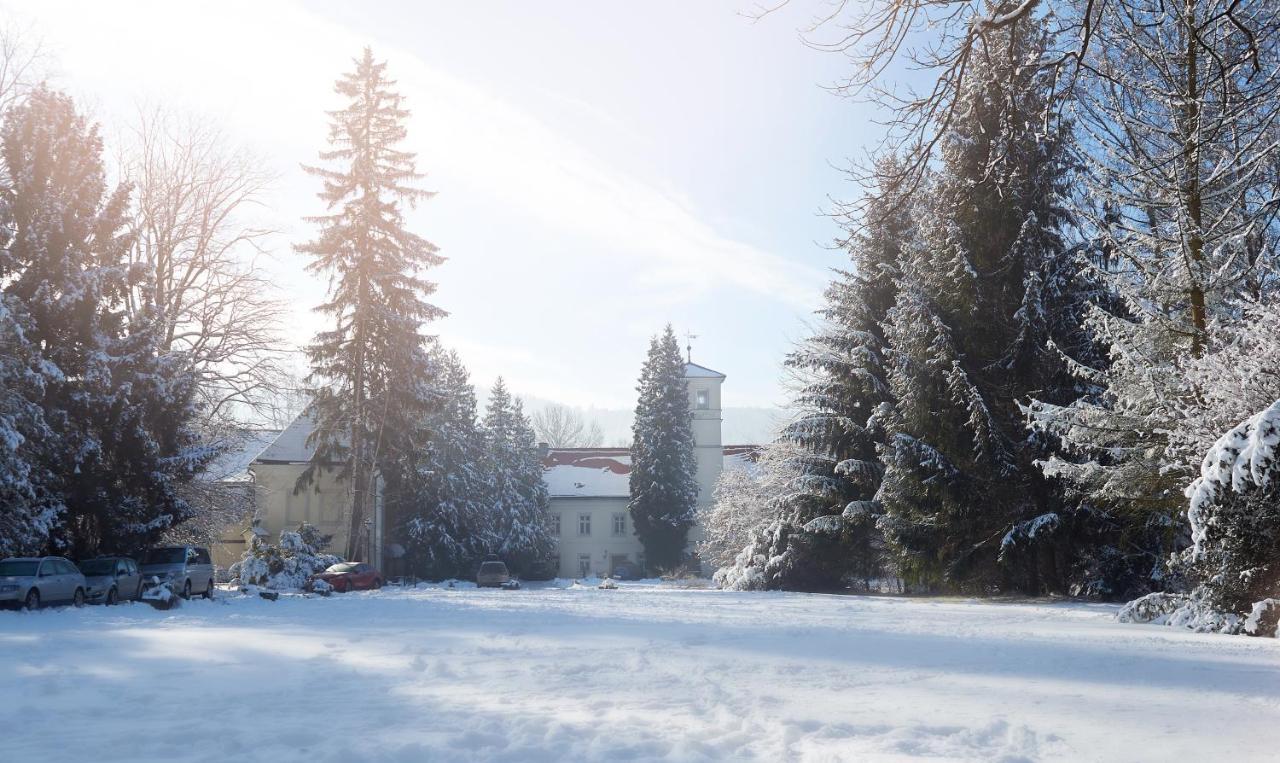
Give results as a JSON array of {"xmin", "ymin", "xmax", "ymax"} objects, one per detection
[{"xmin": 1183, "ymin": 1, "xmax": 1207, "ymax": 357}]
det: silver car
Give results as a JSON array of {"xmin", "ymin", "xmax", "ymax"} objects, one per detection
[
  {"xmin": 77, "ymin": 557, "xmax": 143, "ymax": 605},
  {"xmin": 0, "ymin": 556, "xmax": 87, "ymax": 609},
  {"xmin": 139, "ymin": 546, "xmax": 215, "ymax": 599},
  {"xmin": 476, "ymin": 560, "xmax": 514, "ymax": 588}
]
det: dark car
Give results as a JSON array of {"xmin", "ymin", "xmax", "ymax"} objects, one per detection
[
  {"xmin": 610, "ymin": 561, "xmax": 643, "ymax": 581},
  {"xmin": 521, "ymin": 559, "xmax": 557, "ymax": 582},
  {"xmin": 308, "ymin": 562, "xmax": 382, "ymax": 592},
  {"xmin": 77, "ymin": 557, "xmax": 143, "ymax": 605}
]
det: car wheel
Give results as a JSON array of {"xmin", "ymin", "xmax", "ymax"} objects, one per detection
[
  {"xmin": 181, "ymin": 580, "xmax": 192, "ymax": 599},
  {"xmin": 23, "ymin": 589, "xmax": 39, "ymax": 611},
  {"xmin": 203, "ymin": 579, "xmax": 215, "ymax": 599},
  {"xmin": 106, "ymin": 587, "xmax": 118, "ymax": 606},
  {"xmin": 372, "ymin": 578, "xmax": 382, "ymax": 590},
  {"xmin": 73, "ymin": 588, "xmax": 86, "ymax": 608},
  {"xmin": 335, "ymin": 580, "xmax": 348, "ymax": 593}
]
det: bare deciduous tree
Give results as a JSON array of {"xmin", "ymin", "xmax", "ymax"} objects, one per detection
[
  {"xmin": 0, "ymin": 18, "xmax": 46, "ymax": 115},
  {"xmin": 121, "ymin": 107, "xmax": 290, "ymax": 429},
  {"xmin": 529, "ymin": 403, "xmax": 604, "ymax": 448}
]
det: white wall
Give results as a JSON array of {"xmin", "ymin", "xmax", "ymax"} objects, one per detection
[{"xmin": 548, "ymin": 497, "xmax": 643, "ymax": 577}]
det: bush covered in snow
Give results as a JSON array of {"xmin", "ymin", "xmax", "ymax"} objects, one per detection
[
  {"xmin": 1122, "ymin": 400, "xmax": 1280, "ymax": 637},
  {"xmin": 1116, "ymin": 592, "xmax": 1189, "ymax": 625},
  {"xmin": 231, "ymin": 523, "xmax": 342, "ymax": 590},
  {"xmin": 1181, "ymin": 401, "xmax": 1280, "ymax": 617}
]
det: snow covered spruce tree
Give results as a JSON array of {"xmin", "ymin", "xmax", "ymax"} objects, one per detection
[
  {"xmin": 1029, "ymin": 1, "xmax": 1280, "ymax": 593},
  {"xmin": 397, "ymin": 348, "xmax": 495, "ymax": 578},
  {"xmin": 711, "ymin": 161, "xmax": 908, "ymax": 590},
  {"xmin": 0, "ymin": 295, "xmax": 57, "ymax": 556},
  {"xmin": 874, "ymin": 18, "xmax": 1100, "ymax": 595},
  {"xmin": 0, "ymin": 87, "xmax": 206, "ymax": 557},
  {"xmin": 480, "ymin": 378, "xmax": 553, "ymax": 574},
  {"xmin": 629, "ymin": 326, "xmax": 699, "ymax": 572},
  {"xmin": 296, "ymin": 48, "xmax": 444, "ymax": 560}
]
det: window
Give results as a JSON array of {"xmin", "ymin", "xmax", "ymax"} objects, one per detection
[
  {"xmin": 578, "ymin": 513, "xmax": 591, "ymax": 536},
  {"xmin": 578, "ymin": 554, "xmax": 591, "ymax": 577},
  {"xmin": 192, "ymin": 548, "xmax": 211, "ymax": 565},
  {"xmin": 552, "ymin": 513, "xmax": 562, "ymax": 535},
  {"xmin": 612, "ymin": 513, "xmax": 626, "ymax": 536},
  {"xmin": 696, "ymin": 388, "xmax": 709, "ymax": 409}
]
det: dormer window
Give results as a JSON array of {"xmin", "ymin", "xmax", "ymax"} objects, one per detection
[{"xmin": 696, "ymin": 388, "xmax": 709, "ymax": 410}]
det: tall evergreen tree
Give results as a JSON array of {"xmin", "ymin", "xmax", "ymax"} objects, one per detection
[
  {"xmin": 397, "ymin": 348, "xmax": 493, "ymax": 578},
  {"xmin": 0, "ymin": 87, "xmax": 205, "ymax": 556},
  {"xmin": 0, "ymin": 295, "xmax": 57, "ymax": 555},
  {"xmin": 715, "ymin": 161, "xmax": 909, "ymax": 590},
  {"xmin": 297, "ymin": 48, "xmax": 444, "ymax": 560},
  {"xmin": 629, "ymin": 325, "xmax": 698, "ymax": 571},
  {"xmin": 874, "ymin": 18, "xmax": 1093, "ymax": 594},
  {"xmin": 480, "ymin": 378, "xmax": 552, "ymax": 574}
]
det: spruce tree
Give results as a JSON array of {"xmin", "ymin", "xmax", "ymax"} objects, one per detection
[
  {"xmin": 297, "ymin": 48, "xmax": 444, "ymax": 560},
  {"xmin": 629, "ymin": 325, "xmax": 698, "ymax": 571},
  {"xmin": 0, "ymin": 87, "xmax": 205, "ymax": 556},
  {"xmin": 874, "ymin": 18, "xmax": 1092, "ymax": 594},
  {"xmin": 398, "ymin": 348, "xmax": 493, "ymax": 578},
  {"xmin": 480, "ymin": 378, "xmax": 552, "ymax": 574},
  {"xmin": 0, "ymin": 295, "xmax": 56, "ymax": 555},
  {"xmin": 714, "ymin": 162, "xmax": 908, "ymax": 590}
]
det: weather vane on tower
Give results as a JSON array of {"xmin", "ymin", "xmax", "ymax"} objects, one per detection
[{"xmin": 684, "ymin": 330, "xmax": 698, "ymax": 363}]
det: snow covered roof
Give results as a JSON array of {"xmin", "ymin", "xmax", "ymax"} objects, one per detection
[
  {"xmin": 254, "ymin": 413, "xmax": 322, "ymax": 464},
  {"xmin": 684, "ymin": 362, "xmax": 726, "ymax": 379},
  {"xmin": 254, "ymin": 413, "xmax": 761, "ymax": 497},
  {"xmin": 543, "ymin": 445, "xmax": 758, "ymax": 498},
  {"xmin": 199, "ymin": 429, "xmax": 282, "ymax": 482}
]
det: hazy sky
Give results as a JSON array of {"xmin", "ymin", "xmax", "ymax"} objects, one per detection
[{"xmin": 9, "ymin": 0, "xmax": 879, "ymax": 410}]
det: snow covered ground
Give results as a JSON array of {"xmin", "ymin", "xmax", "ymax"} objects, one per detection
[{"xmin": 3, "ymin": 583, "xmax": 1278, "ymax": 762}]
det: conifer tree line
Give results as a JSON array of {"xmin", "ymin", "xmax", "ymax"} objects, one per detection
[
  {"xmin": 296, "ymin": 48, "xmax": 552, "ymax": 575},
  {"xmin": 712, "ymin": 2, "xmax": 1280, "ymax": 622},
  {"xmin": 0, "ymin": 44, "xmax": 554, "ymax": 575}
]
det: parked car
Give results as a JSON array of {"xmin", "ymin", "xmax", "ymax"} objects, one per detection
[
  {"xmin": 476, "ymin": 560, "xmax": 513, "ymax": 588},
  {"xmin": 521, "ymin": 559, "xmax": 557, "ymax": 582},
  {"xmin": 610, "ymin": 561, "xmax": 643, "ymax": 581},
  {"xmin": 0, "ymin": 556, "xmax": 87, "ymax": 609},
  {"xmin": 308, "ymin": 562, "xmax": 382, "ymax": 592},
  {"xmin": 139, "ymin": 546, "xmax": 215, "ymax": 600},
  {"xmin": 77, "ymin": 557, "xmax": 143, "ymax": 605}
]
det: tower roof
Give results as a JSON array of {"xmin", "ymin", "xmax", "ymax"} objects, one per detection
[{"xmin": 684, "ymin": 361, "xmax": 726, "ymax": 379}]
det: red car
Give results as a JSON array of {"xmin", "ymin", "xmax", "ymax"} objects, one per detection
[{"xmin": 308, "ymin": 562, "xmax": 383, "ymax": 592}]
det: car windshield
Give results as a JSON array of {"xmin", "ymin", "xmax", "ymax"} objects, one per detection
[
  {"xmin": 142, "ymin": 548, "xmax": 187, "ymax": 565},
  {"xmin": 0, "ymin": 560, "xmax": 38, "ymax": 577},
  {"xmin": 78, "ymin": 560, "xmax": 116, "ymax": 576},
  {"xmin": 325, "ymin": 563, "xmax": 358, "ymax": 573},
  {"xmin": 480, "ymin": 562, "xmax": 507, "ymax": 574}
]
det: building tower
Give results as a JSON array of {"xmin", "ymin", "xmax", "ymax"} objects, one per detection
[{"xmin": 683, "ymin": 361, "xmax": 725, "ymax": 550}]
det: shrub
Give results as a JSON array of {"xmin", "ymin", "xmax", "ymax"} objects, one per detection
[{"xmin": 231, "ymin": 522, "xmax": 342, "ymax": 590}]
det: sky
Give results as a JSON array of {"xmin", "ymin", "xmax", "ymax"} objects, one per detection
[{"xmin": 7, "ymin": 0, "xmax": 880, "ymax": 414}]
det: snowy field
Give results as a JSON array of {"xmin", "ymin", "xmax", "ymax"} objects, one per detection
[{"xmin": 3, "ymin": 583, "xmax": 1278, "ymax": 762}]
